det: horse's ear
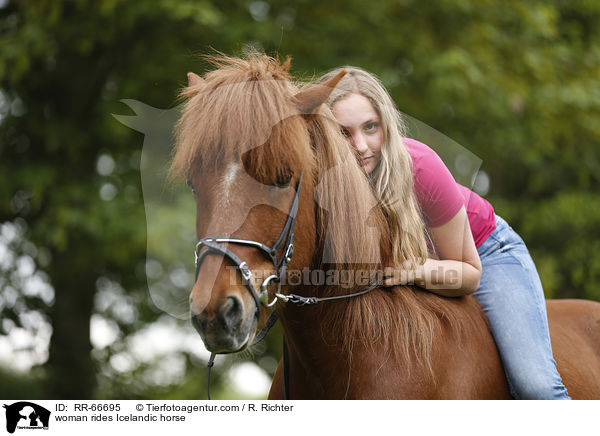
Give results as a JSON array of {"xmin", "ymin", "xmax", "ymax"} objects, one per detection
[
  {"xmin": 294, "ymin": 69, "xmax": 347, "ymax": 114},
  {"xmin": 187, "ymin": 72, "xmax": 204, "ymax": 87}
]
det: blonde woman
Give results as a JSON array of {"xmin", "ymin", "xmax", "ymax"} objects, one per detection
[{"xmin": 320, "ymin": 67, "xmax": 570, "ymax": 400}]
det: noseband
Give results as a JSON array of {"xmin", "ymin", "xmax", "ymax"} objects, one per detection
[{"xmin": 193, "ymin": 174, "xmax": 303, "ymax": 322}]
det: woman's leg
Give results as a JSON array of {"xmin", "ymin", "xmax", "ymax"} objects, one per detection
[{"xmin": 474, "ymin": 215, "xmax": 570, "ymax": 400}]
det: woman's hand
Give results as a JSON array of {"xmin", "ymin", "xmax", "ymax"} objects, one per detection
[
  {"xmin": 383, "ymin": 261, "xmax": 424, "ymax": 287},
  {"xmin": 383, "ymin": 206, "xmax": 483, "ymax": 297}
]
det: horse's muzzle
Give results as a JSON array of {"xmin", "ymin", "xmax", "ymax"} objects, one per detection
[{"xmin": 191, "ymin": 295, "xmax": 256, "ymax": 353}]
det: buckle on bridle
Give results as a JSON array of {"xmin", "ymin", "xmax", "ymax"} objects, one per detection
[
  {"xmin": 239, "ymin": 261, "xmax": 252, "ymax": 282},
  {"xmin": 284, "ymin": 244, "xmax": 294, "ymax": 263},
  {"xmin": 259, "ymin": 274, "xmax": 281, "ymax": 307}
]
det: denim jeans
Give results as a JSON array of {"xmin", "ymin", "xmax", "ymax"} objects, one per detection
[{"xmin": 474, "ymin": 214, "xmax": 570, "ymax": 399}]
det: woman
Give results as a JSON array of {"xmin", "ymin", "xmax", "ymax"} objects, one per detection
[{"xmin": 320, "ymin": 66, "xmax": 570, "ymax": 400}]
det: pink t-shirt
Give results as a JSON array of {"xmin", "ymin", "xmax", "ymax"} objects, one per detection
[{"xmin": 403, "ymin": 138, "xmax": 496, "ymax": 247}]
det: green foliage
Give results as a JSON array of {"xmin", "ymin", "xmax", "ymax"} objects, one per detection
[
  {"xmin": 1, "ymin": 0, "xmax": 598, "ymax": 399},
  {"xmin": 0, "ymin": 366, "xmax": 47, "ymax": 399}
]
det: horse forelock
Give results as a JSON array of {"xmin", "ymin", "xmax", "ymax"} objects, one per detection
[{"xmin": 172, "ymin": 53, "xmax": 314, "ymax": 185}]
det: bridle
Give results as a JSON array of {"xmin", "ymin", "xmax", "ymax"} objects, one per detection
[
  {"xmin": 191, "ymin": 173, "xmax": 303, "ymax": 400},
  {"xmin": 192, "ymin": 173, "xmax": 303, "ymax": 323}
]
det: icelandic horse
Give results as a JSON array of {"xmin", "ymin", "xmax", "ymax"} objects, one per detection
[{"xmin": 170, "ymin": 53, "xmax": 600, "ymax": 399}]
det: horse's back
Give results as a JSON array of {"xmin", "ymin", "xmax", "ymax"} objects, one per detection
[
  {"xmin": 268, "ymin": 298, "xmax": 600, "ymax": 399},
  {"xmin": 547, "ymin": 299, "xmax": 600, "ymax": 399}
]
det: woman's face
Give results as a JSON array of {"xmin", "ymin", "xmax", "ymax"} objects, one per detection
[{"xmin": 332, "ymin": 93, "xmax": 384, "ymax": 174}]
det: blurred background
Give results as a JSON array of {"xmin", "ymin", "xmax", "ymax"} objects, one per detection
[{"xmin": 1, "ymin": 0, "xmax": 599, "ymax": 400}]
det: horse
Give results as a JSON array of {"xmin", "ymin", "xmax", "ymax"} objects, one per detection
[{"xmin": 170, "ymin": 53, "xmax": 600, "ymax": 399}]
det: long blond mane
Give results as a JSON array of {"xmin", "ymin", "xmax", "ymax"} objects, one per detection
[{"xmin": 171, "ymin": 53, "xmax": 473, "ymax": 375}]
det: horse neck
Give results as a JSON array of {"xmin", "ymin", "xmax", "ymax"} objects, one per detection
[
  {"xmin": 277, "ymin": 289, "xmax": 353, "ymax": 398},
  {"xmin": 276, "ymin": 182, "xmax": 359, "ymax": 396},
  {"xmin": 274, "ymin": 175, "xmax": 418, "ymax": 397}
]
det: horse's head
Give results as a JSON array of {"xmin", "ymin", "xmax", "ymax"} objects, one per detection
[{"xmin": 171, "ymin": 54, "xmax": 386, "ymax": 353}]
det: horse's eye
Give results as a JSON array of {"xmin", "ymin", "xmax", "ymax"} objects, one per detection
[{"xmin": 274, "ymin": 174, "xmax": 292, "ymax": 189}]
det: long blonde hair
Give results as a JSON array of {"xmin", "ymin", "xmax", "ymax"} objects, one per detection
[{"xmin": 320, "ymin": 67, "xmax": 430, "ymax": 269}]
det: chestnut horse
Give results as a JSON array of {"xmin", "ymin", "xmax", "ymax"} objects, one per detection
[{"xmin": 171, "ymin": 53, "xmax": 600, "ymax": 399}]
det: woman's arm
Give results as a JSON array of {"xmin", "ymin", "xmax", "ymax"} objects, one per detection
[{"xmin": 384, "ymin": 206, "xmax": 482, "ymax": 297}]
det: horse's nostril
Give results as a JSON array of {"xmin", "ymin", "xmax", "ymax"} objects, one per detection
[{"xmin": 221, "ymin": 296, "xmax": 243, "ymax": 330}]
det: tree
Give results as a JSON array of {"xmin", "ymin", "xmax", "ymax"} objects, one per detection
[{"xmin": 0, "ymin": 0, "xmax": 224, "ymax": 398}]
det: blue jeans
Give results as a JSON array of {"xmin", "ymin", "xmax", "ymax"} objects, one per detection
[{"xmin": 474, "ymin": 214, "xmax": 570, "ymax": 400}]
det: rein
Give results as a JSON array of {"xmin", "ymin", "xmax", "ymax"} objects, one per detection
[{"xmin": 275, "ymin": 278, "xmax": 387, "ymax": 306}]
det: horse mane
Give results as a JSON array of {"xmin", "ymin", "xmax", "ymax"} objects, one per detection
[
  {"xmin": 321, "ymin": 286, "xmax": 485, "ymax": 380},
  {"xmin": 171, "ymin": 52, "xmax": 478, "ymax": 377},
  {"xmin": 171, "ymin": 52, "xmax": 313, "ymax": 184}
]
